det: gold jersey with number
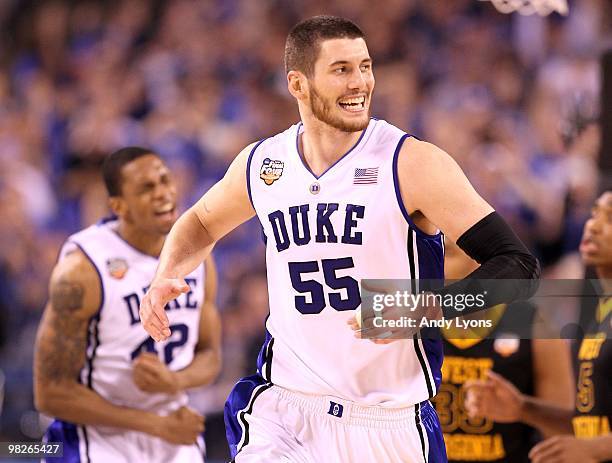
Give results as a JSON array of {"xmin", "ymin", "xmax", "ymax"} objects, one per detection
[
  {"xmin": 572, "ymin": 297, "xmax": 612, "ymax": 441},
  {"xmin": 433, "ymin": 303, "xmax": 538, "ymax": 462}
]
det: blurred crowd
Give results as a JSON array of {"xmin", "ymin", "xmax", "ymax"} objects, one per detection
[{"xmin": 0, "ymin": 0, "xmax": 610, "ymax": 455}]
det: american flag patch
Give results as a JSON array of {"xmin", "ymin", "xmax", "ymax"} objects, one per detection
[{"xmin": 353, "ymin": 167, "xmax": 378, "ymax": 184}]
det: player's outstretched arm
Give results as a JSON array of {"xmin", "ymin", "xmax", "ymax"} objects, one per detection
[
  {"xmin": 140, "ymin": 143, "xmax": 257, "ymax": 342},
  {"xmin": 34, "ymin": 249, "xmax": 204, "ymax": 445},
  {"xmin": 397, "ymin": 138, "xmax": 540, "ymax": 316},
  {"xmin": 133, "ymin": 257, "xmax": 222, "ymax": 392}
]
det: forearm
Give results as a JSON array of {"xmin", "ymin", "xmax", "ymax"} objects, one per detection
[
  {"xmin": 156, "ymin": 208, "xmax": 214, "ymax": 279},
  {"xmin": 439, "ymin": 212, "xmax": 540, "ymax": 318},
  {"xmin": 174, "ymin": 347, "xmax": 221, "ymax": 390},
  {"xmin": 520, "ymin": 395, "xmax": 574, "ymax": 435},
  {"xmin": 36, "ymin": 382, "xmax": 162, "ymax": 436}
]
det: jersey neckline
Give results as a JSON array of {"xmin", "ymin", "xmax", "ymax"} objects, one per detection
[{"xmin": 294, "ymin": 119, "xmax": 374, "ymax": 180}]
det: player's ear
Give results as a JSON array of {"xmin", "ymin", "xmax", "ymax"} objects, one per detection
[
  {"xmin": 108, "ymin": 196, "xmax": 126, "ymax": 217},
  {"xmin": 287, "ymin": 71, "xmax": 307, "ymax": 100}
]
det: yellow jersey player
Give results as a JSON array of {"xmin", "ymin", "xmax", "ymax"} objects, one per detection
[{"xmin": 465, "ymin": 191, "xmax": 612, "ymax": 463}]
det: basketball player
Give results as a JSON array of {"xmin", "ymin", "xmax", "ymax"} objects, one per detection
[
  {"xmin": 432, "ymin": 240, "xmax": 573, "ymax": 462},
  {"xmin": 34, "ymin": 147, "xmax": 221, "ymax": 462},
  {"xmin": 139, "ymin": 16, "xmax": 539, "ymax": 462},
  {"xmin": 464, "ymin": 191, "xmax": 612, "ymax": 462}
]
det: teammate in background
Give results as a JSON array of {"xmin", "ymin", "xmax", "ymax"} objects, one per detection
[
  {"xmin": 34, "ymin": 147, "xmax": 221, "ymax": 462},
  {"xmin": 139, "ymin": 16, "xmax": 538, "ymax": 462},
  {"xmin": 433, "ymin": 240, "xmax": 573, "ymax": 462},
  {"xmin": 464, "ymin": 191, "xmax": 612, "ymax": 463}
]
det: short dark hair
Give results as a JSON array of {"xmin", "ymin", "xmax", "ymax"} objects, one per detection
[
  {"xmin": 103, "ymin": 147, "xmax": 158, "ymax": 196},
  {"xmin": 284, "ymin": 15, "xmax": 365, "ymax": 76}
]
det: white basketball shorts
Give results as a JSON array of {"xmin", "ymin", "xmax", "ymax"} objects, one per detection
[{"xmin": 225, "ymin": 374, "xmax": 447, "ymax": 462}]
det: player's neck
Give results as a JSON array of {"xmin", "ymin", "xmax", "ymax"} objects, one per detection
[
  {"xmin": 299, "ymin": 120, "xmax": 364, "ymax": 177},
  {"xmin": 116, "ymin": 222, "xmax": 165, "ymax": 257},
  {"xmin": 595, "ymin": 265, "xmax": 612, "ymax": 294}
]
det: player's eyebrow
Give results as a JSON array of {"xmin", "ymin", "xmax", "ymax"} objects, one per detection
[{"xmin": 329, "ymin": 58, "xmax": 372, "ymax": 67}]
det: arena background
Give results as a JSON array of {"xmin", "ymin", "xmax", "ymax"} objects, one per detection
[{"xmin": 0, "ymin": 0, "xmax": 611, "ymax": 461}]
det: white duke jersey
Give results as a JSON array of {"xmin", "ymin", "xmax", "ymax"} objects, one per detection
[
  {"xmin": 247, "ymin": 118, "xmax": 445, "ymax": 408},
  {"xmin": 57, "ymin": 218, "xmax": 205, "ymax": 415}
]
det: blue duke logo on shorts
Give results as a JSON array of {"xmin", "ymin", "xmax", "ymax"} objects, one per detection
[{"xmin": 328, "ymin": 401, "xmax": 344, "ymax": 418}]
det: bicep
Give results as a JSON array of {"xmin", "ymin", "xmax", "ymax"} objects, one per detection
[
  {"xmin": 399, "ymin": 139, "xmax": 494, "ymax": 242},
  {"xmin": 34, "ymin": 252, "xmax": 101, "ymax": 387},
  {"xmin": 192, "ymin": 144, "xmax": 257, "ymax": 241}
]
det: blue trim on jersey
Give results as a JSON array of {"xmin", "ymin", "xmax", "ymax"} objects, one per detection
[
  {"xmin": 246, "ymin": 138, "xmax": 268, "ymax": 208},
  {"xmin": 72, "ymin": 243, "xmax": 104, "ymax": 394},
  {"xmin": 421, "ymin": 337, "xmax": 443, "ymax": 393},
  {"xmin": 44, "ymin": 420, "xmax": 81, "ymax": 462},
  {"xmin": 294, "ymin": 120, "xmax": 371, "ymax": 180},
  {"xmin": 391, "ymin": 134, "xmax": 442, "ymax": 240},
  {"xmin": 86, "ymin": 316, "xmax": 102, "ymax": 389},
  {"xmin": 415, "ymin": 231, "xmax": 445, "ymax": 393},
  {"xmin": 73, "ymin": 243, "xmax": 105, "ymax": 317},
  {"xmin": 224, "ymin": 374, "xmax": 271, "ymax": 458},
  {"xmin": 415, "ymin": 236, "xmax": 445, "ymax": 280},
  {"xmin": 256, "ymin": 323, "xmax": 274, "ymax": 381},
  {"xmin": 406, "ymin": 224, "xmax": 445, "ymax": 398}
]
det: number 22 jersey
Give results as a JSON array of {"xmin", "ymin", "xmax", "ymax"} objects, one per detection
[{"xmin": 57, "ymin": 218, "xmax": 205, "ymax": 414}]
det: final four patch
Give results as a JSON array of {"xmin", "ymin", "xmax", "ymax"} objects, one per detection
[
  {"xmin": 107, "ymin": 258, "xmax": 128, "ymax": 279},
  {"xmin": 260, "ymin": 158, "xmax": 284, "ymax": 185}
]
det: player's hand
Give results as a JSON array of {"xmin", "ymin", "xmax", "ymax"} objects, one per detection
[
  {"xmin": 347, "ymin": 301, "xmax": 442, "ymax": 345},
  {"xmin": 155, "ymin": 406, "xmax": 205, "ymax": 445},
  {"xmin": 529, "ymin": 435, "xmax": 597, "ymax": 463},
  {"xmin": 140, "ymin": 277, "xmax": 189, "ymax": 342},
  {"xmin": 132, "ymin": 352, "xmax": 180, "ymax": 394},
  {"xmin": 464, "ymin": 370, "xmax": 523, "ymax": 422}
]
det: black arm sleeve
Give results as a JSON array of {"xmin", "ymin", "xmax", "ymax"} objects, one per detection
[{"xmin": 437, "ymin": 211, "xmax": 540, "ymax": 318}]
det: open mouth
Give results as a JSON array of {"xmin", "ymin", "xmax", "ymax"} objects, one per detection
[
  {"xmin": 338, "ymin": 95, "xmax": 366, "ymax": 112},
  {"xmin": 154, "ymin": 204, "xmax": 176, "ymax": 219}
]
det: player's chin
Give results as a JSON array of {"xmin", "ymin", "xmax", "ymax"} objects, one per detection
[
  {"xmin": 579, "ymin": 252, "xmax": 600, "ymax": 267},
  {"xmin": 338, "ymin": 112, "xmax": 369, "ymax": 132}
]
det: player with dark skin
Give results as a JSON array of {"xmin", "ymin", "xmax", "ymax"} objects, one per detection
[
  {"xmin": 34, "ymin": 153, "xmax": 221, "ymax": 445},
  {"xmin": 465, "ymin": 191, "xmax": 612, "ymax": 463}
]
